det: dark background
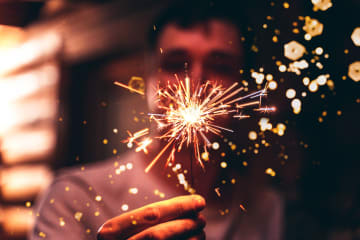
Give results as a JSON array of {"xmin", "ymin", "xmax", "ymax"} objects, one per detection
[{"xmin": 0, "ymin": 0, "xmax": 359, "ymax": 239}]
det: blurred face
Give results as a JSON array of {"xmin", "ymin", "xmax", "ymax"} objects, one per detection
[
  {"xmin": 147, "ymin": 19, "xmax": 244, "ymax": 98},
  {"xmin": 146, "ymin": 19, "xmax": 245, "ymax": 167}
]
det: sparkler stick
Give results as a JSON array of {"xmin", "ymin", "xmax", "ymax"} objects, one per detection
[{"xmin": 145, "ymin": 139, "xmax": 175, "ymax": 173}]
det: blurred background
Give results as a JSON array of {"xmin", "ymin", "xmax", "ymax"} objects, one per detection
[{"xmin": 0, "ymin": 0, "xmax": 359, "ymax": 239}]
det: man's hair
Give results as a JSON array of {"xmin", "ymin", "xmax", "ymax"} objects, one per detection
[{"xmin": 148, "ymin": 0, "xmax": 254, "ymax": 65}]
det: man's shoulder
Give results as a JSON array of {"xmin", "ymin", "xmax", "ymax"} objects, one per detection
[{"xmin": 53, "ymin": 151, "xmax": 142, "ymax": 194}]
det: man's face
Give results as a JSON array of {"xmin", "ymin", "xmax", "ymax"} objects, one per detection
[{"xmin": 151, "ymin": 19, "xmax": 243, "ymax": 87}]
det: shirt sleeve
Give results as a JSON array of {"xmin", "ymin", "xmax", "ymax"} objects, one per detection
[{"xmin": 29, "ymin": 175, "xmax": 108, "ymax": 240}]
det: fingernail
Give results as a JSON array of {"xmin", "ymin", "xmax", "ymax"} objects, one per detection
[
  {"xmin": 97, "ymin": 223, "xmax": 105, "ymax": 234},
  {"xmin": 194, "ymin": 195, "xmax": 206, "ymax": 210},
  {"xmin": 97, "ymin": 223, "xmax": 107, "ymax": 240}
]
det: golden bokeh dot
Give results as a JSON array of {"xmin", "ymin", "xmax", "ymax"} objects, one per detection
[
  {"xmin": 212, "ymin": 142, "xmax": 220, "ymax": 150},
  {"xmin": 348, "ymin": 61, "xmax": 360, "ymax": 82},
  {"xmin": 303, "ymin": 17, "xmax": 323, "ymax": 37},
  {"xmin": 293, "ymin": 28, "xmax": 300, "ymax": 34},
  {"xmin": 266, "ymin": 74, "xmax": 273, "ymax": 81},
  {"xmin": 248, "ymin": 131, "xmax": 257, "ymax": 140},
  {"xmin": 129, "ymin": 188, "xmax": 138, "ymax": 194},
  {"xmin": 309, "ymin": 81, "xmax": 319, "ymax": 92},
  {"xmin": 304, "ymin": 33, "xmax": 312, "ymax": 41},
  {"xmin": 220, "ymin": 162, "xmax": 228, "ymax": 168},
  {"xmin": 315, "ymin": 47, "xmax": 323, "ymax": 55},
  {"xmin": 59, "ymin": 218, "xmax": 65, "ymax": 227},
  {"xmin": 316, "ymin": 75, "xmax": 327, "ymax": 85},
  {"xmin": 103, "ymin": 138, "xmax": 108, "ymax": 145},
  {"xmin": 303, "ymin": 77, "xmax": 310, "ymax": 86},
  {"xmin": 351, "ymin": 27, "xmax": 360, "ymax": 46},
  {"xmin": 284, "ymin": 41, "xmax": 306, "ymax": 61},
  {"xmin": 265, "ymin": 168, "xmax": 276, "ymax": 177},
  {"xmin": 201, "ymin": 152, "xmax": 209, "ymax": 161},
  {"xmin": 327, "ymin": 80, "xmax": 335, "ymax": 90},
  {"xmin": 126, "ymin": 163, "xmax": 133, "ymax": 170},
  {"xmin": 268, "ymin": 81, "xmax": 278, "ymax": 90},
  {"xmin": 121, "ymin": 204, "xmax": 129, "ymax": 211},
  {"xmin": 291, "ymin": 98, "xmax": 301, "ymax": 109},
  {"xmin": 74, "ymin": 212, "xmax": 83, "ymax": 222},
  {"xmin": 286, "ymin": 89, "xmax": 296, "ymax": 99},
  {"xmin": 311, "ymin": 0, "xmax": 332, "ymax": 11},
  {"xmin": 279, "ymin": 65, "xmax": 287, "ymax": 72}
]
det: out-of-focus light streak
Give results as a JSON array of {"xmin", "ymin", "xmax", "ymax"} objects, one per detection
[
  {"xmin": 0, "ymin": 165, "xmax": 53, "ymax": 201},
  {"xmin": 0, "ymin": 32, "xmax": 61, "ymax": 76}
]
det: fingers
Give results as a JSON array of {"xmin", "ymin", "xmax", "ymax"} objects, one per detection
[
  {"xmin": 98, "ymin": 195, "xmax": 205, "ymax": 239},
  {"xmin": 127, "ymin": 215, "xmax": 206, "ymax": 240}
]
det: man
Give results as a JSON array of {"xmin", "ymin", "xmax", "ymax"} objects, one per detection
[{"xmin": 30, "ymin": 1, "xmax": 283, "ymax": 239}]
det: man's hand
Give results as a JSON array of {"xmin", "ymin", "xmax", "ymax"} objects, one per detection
[{"xmin": 97, "ymin": 195, "xmax": 206, "ymax": 240}]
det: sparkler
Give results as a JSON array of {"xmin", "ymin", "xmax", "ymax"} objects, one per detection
[{"xmin": 117, "ymin": 74, "xmax": 274, "ymax": 173}]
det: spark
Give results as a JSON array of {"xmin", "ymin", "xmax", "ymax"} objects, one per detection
[
  {"xmin": 135, "ymin": 137, "xmax": 152, "ymax": 154},
  {"xmin": 254, "ymin": 107, "xmax": 276, "ymax": 113},
  {"xmin": 122, "ymin": 128, "xmax": 149, "ymax": 146},
  {"xmin": 240, "ymin": 204, "xmax": 247, "ymax": 212},
  {"xmin": 114, "ymin": 81, "xmax": 144, "ymax": 95},
  {"xmin": 123, "ymin": 74, "xmax": 274, "ymax": 173},
  {"xmin": 215, "ymin": 187, "xmax": 221, "ymax": 197}
]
